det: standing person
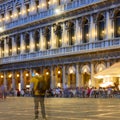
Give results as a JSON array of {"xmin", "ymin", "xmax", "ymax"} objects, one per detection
[
  {"xmin": 1, "ymin": 84, "xmax": 7, "ymax": 100},
  {"xmin": 30, "ymin": 72, "xmax": 49, "ymax": 120}
]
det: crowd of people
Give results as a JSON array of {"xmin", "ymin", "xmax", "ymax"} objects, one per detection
[
  {"xmin": 0, "ymin": 85, "xmax": 120, "ymax": 99},
  {"xmin": 46, "ymin": 86, "xmax": 120, "ymax": 98}
]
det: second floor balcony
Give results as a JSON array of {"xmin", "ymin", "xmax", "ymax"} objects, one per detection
[{"xmin": 0, "ymin": 38, "xmax": 120, "ymax": 65}]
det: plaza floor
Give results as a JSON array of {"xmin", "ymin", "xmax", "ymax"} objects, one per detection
[{"xmin": 0, "ymin": 97, "xmax": 120, "ymax": 120}]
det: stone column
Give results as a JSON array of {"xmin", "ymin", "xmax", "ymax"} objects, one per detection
[
  {"xmin": 21, "ymin": 2, "xmax": 27, "ymax": 18},
  {"xmin": 62, "ymin": 22, "xmax": 68, "ymax": 47},
  {"xmin": 12, "ymin": 7, "xmax": 18, "ymax": 21},
  {"xmin": 4, "ymin": 38, "xmax": 8, "ymax": 57},
  {"xmin": 76, "ymin": 64, "xmax": 79, "ymax": 87},
  {"xmin": 12, "ymin": 36, "xmax": 16, "ymax": 56},
  {"xmin": 30, "ymin": 0, "xmax": 37, "ymax": 15},
  {"xmin": 91, "ymin": 62, "xmax": 94, "ymax": 87},
  {"xmin": 51, "ymin": 25, "xmax": 56, "ymax": 49},
  {"xmin": 20, "ymin": 69, "xmax": 24, "ymax": 90},
  {"xmin": 12, "ymin": 71, "xmax": 16, "ymax": 89},
  {"xmin": 40, "ymin": 0, "xmax": 47, "ymax": 11},
  {"xmin": 5, "ymin": 11, "xmax": 10, "ymax": 24},
  {"xmin": 62, "ymin": 65, "xmax": 66, "ymax": 87},
  {"xmin": 75, "ymin": 19, "xmax": 80, "ymax": 45},
  {"xmin": 106, "ymin": 11, "xmax": 112, "ymax": 39},
  {"xmin": 40, "ymin": 28, "xmax": 46, "ymax": 50},
  {"xmin": 30, "ymin": 31, "xmax": 35, "ymax": 53},
  {"xmin": 4, "ymin": 71, "xmax": 7, "ymax": 88},
  {"xmin": 50, "ymin": 66, "xmax": 54, "ymax": 89},
  {"xmin": 90, "ymin": 15, "xmax": 96, "ymax": 42},
  {"xmin": 29, "ymin": 68, "xmax": 32, "ymax": 83},
  {"xmin": 20, "ymin": 33, "xmax": 25, "ymax": 54}
]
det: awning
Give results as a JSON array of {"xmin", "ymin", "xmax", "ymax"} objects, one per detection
[{"xmin": 94, "ymin": 62, "xmax": 120, "ymax": 79}]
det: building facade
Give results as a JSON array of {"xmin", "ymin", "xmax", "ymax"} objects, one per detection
[{"xmin": 0, "ymin": 0, "xmax": 120, "ymax": 90}]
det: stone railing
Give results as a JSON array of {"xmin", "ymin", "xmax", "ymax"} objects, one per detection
[{"xmin": 0, "ymin": 38, "xmax": 120, "ymax": 64}]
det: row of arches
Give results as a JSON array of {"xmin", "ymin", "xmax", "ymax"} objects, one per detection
[{"xmin": 0, "ymin": 62, "xmax": 107, "ymax": 90}]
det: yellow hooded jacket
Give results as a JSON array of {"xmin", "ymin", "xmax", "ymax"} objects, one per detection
[{"xmin": 30, "ymin": 75, "xmax": 44, "ymax": 96}]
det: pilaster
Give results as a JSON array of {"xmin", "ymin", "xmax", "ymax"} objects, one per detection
[
  {"xmin": 76, "ymin": 64, "xmax": 79, "ymax": 87},
  {"xmin": 30, "ymin": 31, "xmax": 35, "ymax": 53},
  {"xmin": 12, "ymin": 36, "xmax": 16, "ymax": 56},
  {"xmin": 20, "ymin": 33, "xmax": 25, "ymax": 54},
  {"xmin": 62, "ymin": 65, "xmax": 66, "ymax": 87},
  {"xmin": 20, "ymin": 69, "xmax": 24, "ymax": 90}
]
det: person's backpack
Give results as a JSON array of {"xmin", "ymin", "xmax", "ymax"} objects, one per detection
[{"xmin": 36, "ymin": 75, "xmax": 49, "ymax": 94}]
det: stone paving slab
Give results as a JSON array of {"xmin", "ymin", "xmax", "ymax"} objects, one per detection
[{"xmin": 0, "ymin": 97, "xmax": 120, "ymax": 120}]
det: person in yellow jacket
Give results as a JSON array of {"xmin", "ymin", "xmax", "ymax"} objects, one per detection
[{"xmin": 30, "ymin": 72, "xmax": 47, "ymax": 120}]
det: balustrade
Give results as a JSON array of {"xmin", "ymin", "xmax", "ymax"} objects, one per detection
[{"xmin": 0, "ymin": 38, "xmax": 120, "ymax": 64}]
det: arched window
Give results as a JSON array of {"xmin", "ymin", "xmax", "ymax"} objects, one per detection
[
  {"xmin": 45, "ymin": 27, "xmax": 51, "ymax": 49},
  {"xmin": 16, "ymin": 35, "xmax": 21, "ymax": 55},
  {"xmin": 68, "ymin": 22, "xmax": 75, "ymax": 46},
  {"xmin": 46, "ymin": 0, "xmax": 50, "ymax": 9},
  {"xmin": 114, "ymin": 11, "xmax": 120, "ymax": 37},
  {"xmin": 97, "ymin": 14, "xmax": 105, "ymax": 40},
  {"xmin": 8, "ymin": 38, "xmax": 12, "ymax": 56},
  {"xmin": 1, "ymin": 40, "xmax": 4, "ymax": 57},
  {"xmin": 25, "ymin": 33, "xmax": 30, "ymax": 53},
  {"xmin": 82, "ymin": 18, "xmax": 89, "ymax": 43},
  {"xmin": 35, "ymin": 0, "xmax": 39, "ymax": 13},
  {"xmin": 56, "ymin": 25, "xmax": 62, "ymax": 48},
  {"xmin": 34, "ymin": 30, "xmax": 40, "ymax": 51}
]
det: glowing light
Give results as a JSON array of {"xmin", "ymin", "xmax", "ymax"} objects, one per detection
[
  {"xmin": 70, "ymin": 69, "xmax": 73, "ymax": 74},
  {"xmin": 1, "ymin": 75, "xmax": 3, "ymax": 78},
  {"xmin": 9, "ymin": 74, "xmax": 12, "ymax": 78},
  {"xmin": 58, "ymin": 70, "xmax": 61, "ymax": 74},
  {"xmin": 46, "ymin": 72, "xmax": 49, "ymax": 75},
  {"xmin": 57, "ymin": 83, "xmax": 61, "ymax": 87},
  {"xmin": 26, "ymin": 73, "xmax": 29, "ymax": 77},
  {"xmin": 17, "ymin": 74, "xmax": 19, "ymax": 77},
  {"xmin": 55, "ymin": 8, "xmax": 61, "ymax": 15}
]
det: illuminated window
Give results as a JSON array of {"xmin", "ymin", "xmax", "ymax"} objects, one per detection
[
  {"xmin": 1, "ymin": 40, "xmax": 4, "ymax": 57},
  {"xmin": 56, "ymin": 25, "xmax": 62, "ymax": 47},
  {"xmin": 16, "ymin": 35, "xmax": 21, "ymax": 55},
  {"xmin": 26, "ymin": 4, "xmax": 30, "ymax": 16},
  {"xmin": 35, "ymin": 0, "xmax": 39, "ymax": 12},
  {"xmin": 114, "ymin": 11, "xmax": 120, "ymax": 37},
  {"xmin": 82, "ymin": 18, "xmax": 89, "ymax": 43},
  {"xmin": 17, "ymin": 7, "xmax": 21, "ymax": 18},
  {"xmin": 68, "ymin": 22, "xmax": 75, "ymax": 45},
  {"xmin": 46, "ymin": 0, "xmax": 50, "ymax": 9},
  {"xmin": 45, "ymin": 27, "xmax": 51, "ymax": 49},
  {"xmin": 25, "ymin": 33, "xmax": 30, "ymax": 53},
  {"xmin": 7, "ymin": 37, "xmax": 12, "ymax": 56},
  {"xmin": 34, "ymin": 30, "xmax": 40, "ymax": 51},
  {"xmin": 97, "ymin": 14, "xmax": 105, "ymax": 40}
]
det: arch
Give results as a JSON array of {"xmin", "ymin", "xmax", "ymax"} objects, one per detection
[
  {"xmin": 24, "ymin": 32, "xmax": 30, "ymax": 53},
  {"xmin": 34, "ymin": 30, "xmax": 40, "ymax": 51},
  {"xmin": 68, "ymin": 65, "xmax": 76, "ymax": 74},
  {"xmin": 81, "ymin": 64, "xmax": 90, "ymax": 74},
  {"xmin": 82, "ymin": 17, "xmax": 89, "ymax": 43},
  {"xmin": 56, "ymin": 25, "xmax": 62, "ymax": 48},
  {"xmin": 44, "ymin": 27, "xmax": 51, "ymax": 49},
  {"xmin": 15, "ymin": 34, "xmax": 21, "ymax": 54},
  {"xmin": 68, "ymin": 22, "xmax": 75, "ymax": 45},
  {"xmin": 53, "ymin": 66, "xmax": 63, "ymax": 87},
  {"xmin": 97, "ymin": 14, "xmax": 105, "ymax": 40},
  {"xmin": 95, "ymin": 63, "xmax": 106, "ymax": 73},
  {"xmin": 113, "ymin": 10, "xmax": 120, "ymax": 37}
]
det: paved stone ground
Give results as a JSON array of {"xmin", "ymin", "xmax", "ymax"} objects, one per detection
[{"xmin": 0, "ymin": 97, "xmax": 120, "ymax": 120}]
